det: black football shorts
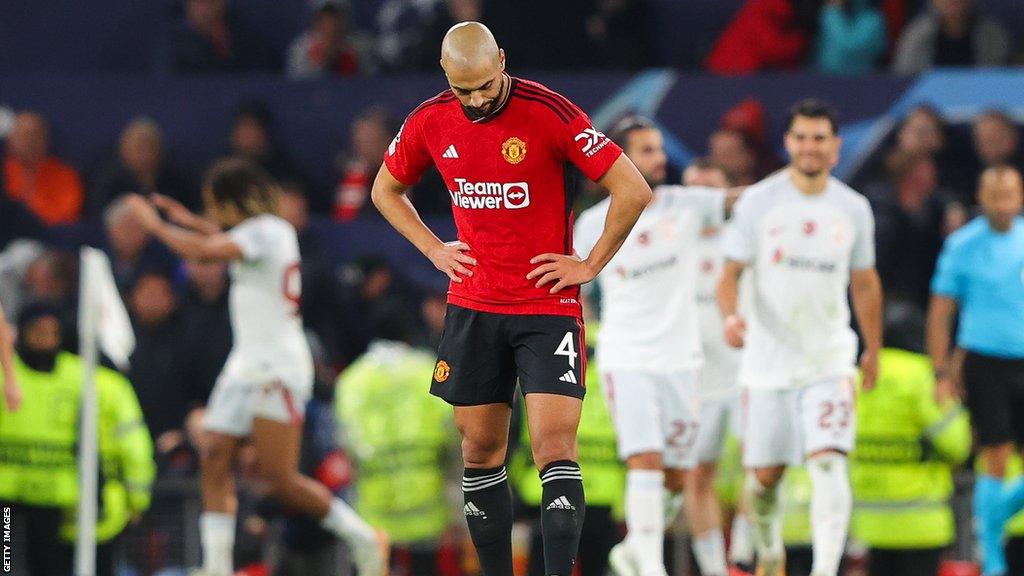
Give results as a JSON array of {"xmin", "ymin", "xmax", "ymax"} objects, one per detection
[
  {"xmin": 963, "ymin": 350, "xmax": 1024, "ymax": 446},
  {"xmin": 430, "ymin": 304, "xmax": 586, "ymax": 406}
]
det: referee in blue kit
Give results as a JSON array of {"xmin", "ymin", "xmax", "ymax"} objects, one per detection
[{"xmin": 927, "ymin": 165, "xmax": 1024, "ymax": 576}]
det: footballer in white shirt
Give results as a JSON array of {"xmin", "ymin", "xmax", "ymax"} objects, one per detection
[
  {"xmin": 575, "ymin": 118, "xmax": 739, "ymax": 576},
  {"xmin": 125, "ymin": 159, "xmax": 386, "ymax": 576},
  {"xmin": 717, "ymin": 100, "xmax": 883, "ymax": 576}
]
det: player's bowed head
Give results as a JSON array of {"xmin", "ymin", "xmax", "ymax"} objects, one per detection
[{"xmin": 440, "ymin": 22, "xmax": 508, "ymax": 121}]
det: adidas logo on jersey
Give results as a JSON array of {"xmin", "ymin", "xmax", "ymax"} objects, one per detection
[
  {"xmin": 464, "ymin": 502, "xmax": 487, "ymax": 517},
  {"xmin": 546, "ymin": 496, "xmax": 575, "ymax": 511},
  {"xmin": 442, "ymin": 145, "xmax": 459, "ymax": 159},
  {"xmin": 559, "ymin": 370, "xmax": 577, "ymax": 384}
]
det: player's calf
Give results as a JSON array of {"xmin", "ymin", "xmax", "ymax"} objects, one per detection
[
  {"xmin": 539, "ymin": 460, "xmax": 586, "ymax": 576},
  {"xmin": 807, "ymin": 451, "xmax": 851, "ymax": 576}
]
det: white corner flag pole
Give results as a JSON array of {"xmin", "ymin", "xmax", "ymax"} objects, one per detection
[
  {"xmin": 75, "ymin": 248, "xmax": 135, "ymax": 576},
  {"xmin": 76, "ymin": 248, "xmax": 101, "ymax": 576}
]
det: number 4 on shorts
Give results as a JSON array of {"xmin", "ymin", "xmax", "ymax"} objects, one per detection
[{"xmin": 554, "ymin": 331, "xmax": 578, "ymax": 369}]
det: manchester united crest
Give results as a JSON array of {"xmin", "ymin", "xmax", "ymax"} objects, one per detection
[
  {"xmin": 434, "ymin": 360, "xmax": 451, "ymax": 382},
  {"xmin": 502, "ymin": 137, "xmax": 527, "ymax": 164}
]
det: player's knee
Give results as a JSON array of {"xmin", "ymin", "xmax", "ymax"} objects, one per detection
[
  {"xmin": 200, "ymin": 436, "xmax": 234, "ymax": 475},
  {"xmin": 625, "ymin": 452, "xmax": 663, "ymax": 470},
  {"xmin": 664, "ymin": 469, "xmax": 687, "ymax": 492},
  {"xmin": 688, "ymin": 464, "xmax": 716, "ymax": 494},
  {"xmin": 754, "ymin": 466, "xmax": 785, "ymax": 489},
  {"xmin": 461, "ymin": 436, "xmax": 506, "ymax": 468},
  {"xmin": 531, "ymin": 435, "xmax": 577, "ymax": 470}
]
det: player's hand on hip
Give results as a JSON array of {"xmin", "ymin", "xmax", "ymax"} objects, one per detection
[
  {"xmin": 859, "ymin": 348, "xmax": 879, "ymax": 391},
  {"xmin": 428, "ymin": 241, "xmax": 476, "ymax": 283},
  {"xmin": 527, "ymin": 253, "xmax": 595, "ymax": 294},
  {"xmin": 723, "ymin": 314, "xmax": 746, "ymax": 348}
]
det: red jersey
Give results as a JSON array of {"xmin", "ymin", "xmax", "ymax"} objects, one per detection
[{"xmin": 385, "ymin": 75, "xmax": 622, "ymax": 317}]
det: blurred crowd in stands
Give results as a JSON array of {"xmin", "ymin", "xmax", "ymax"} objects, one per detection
[{"xmin": 138, "ymin": 0, "xmax": 1024, "ymax": 77}]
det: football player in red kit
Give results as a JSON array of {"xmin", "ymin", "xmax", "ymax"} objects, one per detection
[{"xmin": 371, "ymin": 21, "xmax": 651, "ymax": 576}]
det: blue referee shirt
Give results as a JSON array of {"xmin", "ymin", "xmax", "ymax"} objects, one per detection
[{"xmin": 931, "ymin": 215, "xmax": 1024, "ymax": 359}]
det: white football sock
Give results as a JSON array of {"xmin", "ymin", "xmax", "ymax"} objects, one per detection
[
  {"xmin": 321, "ymin": 497, "xmax": 376, "ymax": 544},
  {"xmin": 626, "ymin": 469, "xmax": 667, "ymax": 576},
  {"xmin": 808, "ymin": 453, "xmax": 851, "ymax": 576},
  {"xmin": 743, "ymin": 472, "xmax": 783, "ymax": 562},
  {"xmin": 692, "ymin": 528, "xmax": 729, "ymax": 576},
  {"xmin": 200, "ymin": 511, "xmax": 235, "ymax": 576},
  {"xmin": 729, "ymin": 513, "xmax": 756, "ymax": 565}
]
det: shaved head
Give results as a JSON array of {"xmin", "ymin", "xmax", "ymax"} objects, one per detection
[
  {"xmin": 440, "ymin": 21, "xmax": 509, "ymax": 120},
  {"xmin": 978, "ymin": 165, "xmax": 1023, "ymax": 231},
  {"xmin": 441, "ymin": 22, "xmax": 500, "ymax": 71}
]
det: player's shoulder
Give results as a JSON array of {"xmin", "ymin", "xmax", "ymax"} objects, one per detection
[
  {"xmin": 826, "ymin": 176, "xmax": 871, "ymax": 212},
  {"xmin": 510, "ymin": 77, "xmax": 584, "ymax": 125},
  {"xmin": 406, "ymin": 89, "xmax": 459, "ymax": 123},
  {"xmin": 945, "ymin": 216, "xmax": 990, "ymax": 251},
  {"xmin": 733, "ymin": 170, "xmax": 787, "ymax": 212}
]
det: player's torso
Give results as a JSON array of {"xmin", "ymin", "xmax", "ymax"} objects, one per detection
[
  {"xmin": 228, "ymin": 218, "xmax": 309, "ymax": 364},
  {"xmin": 740, "ymin": 185, "xmax": 861, "ymax": 386},
  {"xmin": 596, "ymin": 199, "xmax": 703, "ymax": 369},
  {"xmin": 750, "ymin": 190, "xmax": 857, "ymax": 328},
  {"xmin": 424, "ymin": 94, "xmax": 579, "ymax": 313}
]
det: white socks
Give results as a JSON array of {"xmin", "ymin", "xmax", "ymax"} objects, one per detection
[
  {"xmin": 743, "ymin": 472, "xmax": 783, "ymax": 563},
  {"xmin": 729, "ymin": 513, "xmax": 755, "ymax": 565},
  {"xmin": 692, "ymin": 528, "xmax": 729, "ymax": 576},
  {"xmin": 200, "ymin": 512, "xmax": 235, "ymax": 576},
  {"xmin": 808, "ymin": 453, "xmax": 851, "ymax": 576},
  {"xmin": 321, "ymin": 497, "xmax": 376, "ymax": 544},
  {"xmin": 626, "ymin": 469, "xmax": 667, "ymax": 576}
]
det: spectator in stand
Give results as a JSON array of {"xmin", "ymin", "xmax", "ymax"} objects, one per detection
[
  {"xmin": 974, "ymin": 110, "xmax": 1022, "ymax": 172},
  {"xmin": 706, "ymin": 0, "xmax": 822, "ymax": 74},
  {"xmin": 896, "ymin": 105, "xmax": 948, "ymax": 159},
  {"xmin": 892, "ymin": 0, "xmax": 1010, "ymax": 73},
  {"xmin": 102, "ymin": 197, "xmax": 179, "ymax": 294},
  {"xmin": 156, "ymin": 0, "xmax": 274, "ymax": 74},
  {"xmin": 407, "ymin": 0, "xmax": 485, "ymax": 71},
  {"xmin": 375, "ymin": 0, "xmax": 437, "ymax": 72},
  {"xmin": 333, "ymin": 106, "xmax": 395, "ymax": 221},
  {"xmin": 177, "ymin": 260, "xmax": 232, "ymax": 410},
  {"xmin": 870, "ymin": 151, "xmax": 956, "ymax": 308},
  {"xmin": 126, "ymin": 271, "xmax": 195, "ymax": 448},
  {"xmin": 708, "ymin": 128, "xmax": 762, "ymax": 186},
  {"xmin": 287, "ymin": 0, "xmax": 374, "ymax": 79},
  {"xmin": 815, "ymin": 0, "xmax": 887, "ymax": 74},
  {"xmin": 90, "ymin": 117, "xmax": 193, "ymax": 219},
  {"xmin": 228, "ymin": 100, "xmax": 302, "ymax": 188},
  {"xmin": 3, "ymin": 112, "xmax": 84, "ymax": 226},
  {"xmin": 585, "ymin": 0, "xmax": 655, "ymax": 69}
]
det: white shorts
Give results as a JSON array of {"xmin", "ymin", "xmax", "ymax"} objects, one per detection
[
  {"xmin": 694, "ymin": 390, "xmax": 743, "ymax": 464},
  {"xmin": 602, "ymin": 369, "xmax": 701, "ymax": 470},
  {"xmin": 204, "ymin": 373, "xmax": 312, "ymax": 437},
  {"xmin": 742, "ymin": 377, "xmax": 856, "ymax": 468}
]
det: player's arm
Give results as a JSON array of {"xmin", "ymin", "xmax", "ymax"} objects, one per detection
[
  {"xmin": 370, "ymin": 164, "xmax": 476, "ymax": 283},
  {"xmin": 150, "ymin": 193, "xmax": 222, "ymax": 235},
  {"xmin": 716, "ymin": 259, "xmax": 747, "ymax": 348},
  {"xmin": 850, "ymin": 267, "xmax": 883, "ymax": 390},
  {"xmin": 0, "ymin": 301, "xmax": 22, "ymax": 412},
  {"xmin": 125, "ymin": 194, "xmax": 244, "ymax": 262},
  {"xmin": 529, "ymin": 154, "xmax": 651, "ymax": 293}
]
